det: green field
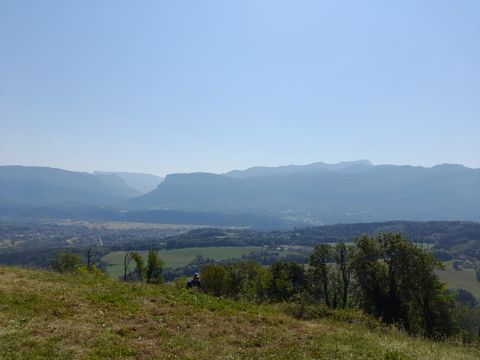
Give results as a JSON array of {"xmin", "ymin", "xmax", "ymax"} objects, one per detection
[
  {"xmin": 436, "ymin": 262, "xmax": 480, "ymax": 298},
  {"xmin": 102, "ymin": 247, "xmax": 268, "ymax": 277}
]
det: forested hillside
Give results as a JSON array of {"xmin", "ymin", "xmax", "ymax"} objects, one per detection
[
  {"xmin": 128, "ymin": 164, "xmax": 480, "ymax": 223},
  {"xmin": 0, "ymin": 166, "xmax": 140, "ymax": 205},
  {"xmin": 162, "ymin": 221, "xmax": 480, "ymax": 253}
]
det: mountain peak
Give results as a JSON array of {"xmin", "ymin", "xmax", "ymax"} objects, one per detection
[{"xmin": 223, "ymin": 160, "xmax": 373, "ymax": 178}]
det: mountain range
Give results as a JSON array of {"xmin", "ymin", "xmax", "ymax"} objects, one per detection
[
  {"xmin": 128, "ymin": 161, "xmax": 480, "ymax": 224},
  {"xmin": 0, "ymin": 166, "xmax": 161, "ymax": 206},
  {"xmin": 1, "ymin": 161, "xmax": 479, "ymax": 226},
  {"xmin": 224, "ymin": 160, "xmax": 374, "ymax": 178}
]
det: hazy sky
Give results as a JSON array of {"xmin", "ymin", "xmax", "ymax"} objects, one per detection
[{"xmin": 1, "ymin": 1, "xmax": 479, "ymax": 176}]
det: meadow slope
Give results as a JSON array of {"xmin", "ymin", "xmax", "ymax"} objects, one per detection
[{"xmin": 0, "ymin": 266, "xmax": 479, "ymax": 360}]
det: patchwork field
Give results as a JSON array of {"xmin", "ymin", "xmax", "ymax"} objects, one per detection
[
  {"xmin": 436, "ymin": 262, "xmax": 480, "ymax": 298},
  {"xmin": 51, "ymin": 219, "xmax": 207, "ymax": 230}
]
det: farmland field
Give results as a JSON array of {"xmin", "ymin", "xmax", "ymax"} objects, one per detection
[
  {"xmin": 102, "ymin": 246, "xmax": 269, "ymax": 277},
  {"xmin": 50, "ymin": 219, "xmax": 207, "ymax": 230},
  {"xmin": 436, "ymin": 262, "xmax": 480, "ymax": 298}
]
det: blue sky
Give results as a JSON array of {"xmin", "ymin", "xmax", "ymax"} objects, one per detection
[{"xmin": 1, "ymin": 0, "xmax": 479, "ymax": 176}]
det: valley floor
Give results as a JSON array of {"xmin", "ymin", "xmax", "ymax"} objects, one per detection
[{"xmin": 0, "ymin": 266, "xmax": 479, "ymax": 360}]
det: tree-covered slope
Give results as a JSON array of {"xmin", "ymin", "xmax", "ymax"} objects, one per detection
[{"xmin": 0, "ymin": 266, "xmax": 479, "ymax": 359}]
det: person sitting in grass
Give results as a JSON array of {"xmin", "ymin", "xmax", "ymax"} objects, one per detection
[{"xmin": 186, "ymin": 272, "xmax": 202, "ymax": 291}]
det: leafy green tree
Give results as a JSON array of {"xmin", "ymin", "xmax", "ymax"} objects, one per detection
[
  {"xmin": 350, "ymin": 235, "xmax": 388, "ymax": 316},
  {"xmin": 123, "ymin": 250, "xmax": 135, "ymax": 282},
  {"xmin": 240, "ymin": 262, "xmax": 272, "ymax": 301},
  {"xmin": 329, "ymin": 267, "xmax": 343, "ymax": 309},
  {"xmin": 270, "ymin": 261, "xmax": 306, "ymax": 301},
  {"xmin": 351, "ymin": 233, "xmax": 459, "ymax": 338},
  {"xmin": 130, "ymin": 250, "xmax": 164, "ymax": 283},
  {"xmin": 51, "ymin": 251, "xmax": 83, "ymax": 273},
  {"xmin": 146, "ymin": 250, "xmax": 164, "ymax": 284},
  {"xmin": 200, "ymin": 261, "xmax": 272, "ymax": 301},
  {"xmin": 132, "ymin": 252, "xmax": 146, "ymax": 281},
  {"xmin": 201, "ymin": 264, "xmax": 230, "ymax": 296},
  {"xmin": 226, "ymin": 261, "xmax": 272, "ymax": 301},
  {"xmin": 309, "ymin": 244, "xmax": 332, "ymax": 306},
  {"xmin": 335, "ymin": 242, "xmax": 351, "ymax": 308}
]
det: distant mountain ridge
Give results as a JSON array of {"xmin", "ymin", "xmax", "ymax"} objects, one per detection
[
  {"xmin": 2, "ymin": 162, "xmax": 480, "ymax": 226},
  {"xmin": 224, "ymin": 160, "xmax": 373, "ymax": 178},
  {"xmin": 128, "ymin": 162, "xmax": 480, "ymax": 224},
  {"xmin": 0, "ymin": 166, "xmax": 139, "ymax": 206}
]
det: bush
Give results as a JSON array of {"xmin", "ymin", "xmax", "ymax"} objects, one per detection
[
  {"xmin": 201, "ymin": 264, "xmax": 230, "ymax": 296},
  {"xmin": 201, "ymin": 261, "xmax": 272, "ymax": 301},
  {"xmin": 173, "ymin": 276, "xmax": 188, "ymax": 290},
  {"xmin": 51, "ymin": 252, "xmax": 83, "ymax": 273},
  {"xmin": 76, "ymin": 264, "xmax": 108, "ymax": 278}
]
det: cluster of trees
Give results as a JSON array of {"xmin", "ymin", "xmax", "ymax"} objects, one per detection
[
  {"xmin": 51, "ymin": 248, "xmax": 165, "ymax": 284},
  {"xmin": 351, "ymin": 234, "xmax": 457, "ymax": 338},
  {"xmin": 50, "ymin": 249, "xmax": 107, "ymax": 278},
  {"xmin": 241, "ymin": 250, "xmax": 306, "ymax": 266},
  {"xmin": 201, "ymin": 261, "xmax": 272, "ymax": 299},
  {"xmin": 51, "ymin": 252, "xmax": 85, "ymax": 273},
  {"xmin": 162, "ymin": 251, "xmax": 306, "ymax": 282},
  {"xmin": 200, "ymin": 233, "xmax": 461, "ymax": 339},
  {"xmin": 122, "ymin": 250, "xmax": 164, "ymax": 284}
]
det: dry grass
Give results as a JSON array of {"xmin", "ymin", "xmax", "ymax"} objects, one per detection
[{"xmin": 0, "ymin": 266, "xmax": 479, "ymax": 360}]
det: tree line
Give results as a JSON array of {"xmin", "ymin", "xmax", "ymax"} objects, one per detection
[
  {"xmin": 51, "ymin": 248, "xmax": 165, "ymax": 284},
  {"xmin": 50, "ymin": 232, "xmax": 480, "ymax": 342},
  {"xmin": 199, "ymin": 233, "xmax": 462, "ymax": 340}
]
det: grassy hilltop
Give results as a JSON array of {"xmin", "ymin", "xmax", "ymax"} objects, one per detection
[{"xmin": 1, "ymin": 266, "xmax": 479, "ymax": 360}]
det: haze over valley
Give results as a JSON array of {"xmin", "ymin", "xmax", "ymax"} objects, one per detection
[
  {"xmin": 1, "ymin": 160, "xmax": 479, "ymax": 227},
  {"xmin": 1, "ymin": 1, "xmax": 480, "ymax": 358}
]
